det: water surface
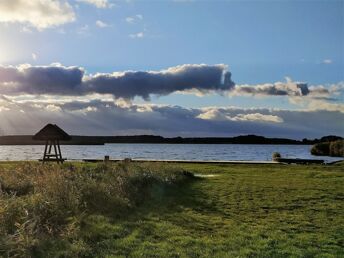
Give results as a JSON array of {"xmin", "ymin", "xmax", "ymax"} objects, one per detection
[{"xmin": 0, "ymin": 144, "xmax": 341, "ymax": 163}]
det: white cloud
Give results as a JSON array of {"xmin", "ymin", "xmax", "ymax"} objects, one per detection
[
  {"xmin": 86, "ymin": 106, "xmax": 97, "ymax": 112},
  {"xmin": 76, "ymin": 0, "xmax": 113, "ymax": 8},
  {"xmin": 229, "ymin": 113, "xmax": 283, "ymax": 123},
  {"xmin": 45, "ymin": 104, "xmax": 61, "ymax": 112},
  {"xmin": 129, "ymin": 32, "xmax": 144, "ymax": 38},
  {"xmin": 196, "ymin": 109, "xmax": 228, "ymax": 120},
  {"xmin": 125, "ymin": 17, "xmax": 135, "ymax": 23},
  {"xmin": 329, "ymin": 82, "xmax": 344, "ymax": 96},
  {"xmin": 196, "ymin": 108, "xmax": 283, "ymax": 123},
  {"xmin": 322, "ymin": 59, "xmax": 332, "ymax": 64},
  {"xmin": 95, "ymin": 20, "xmax": 109, "ymax": 28},
  {"xmin": 307, "ymin": 99, "xmax": 344, "ymax": 113},
  {"xmin": 0, "ymin": 106, "xmax": 10, "ymax": 112},
  {"xmin": 0, "ymin": 0, "xmax": 75, "ymax": 30},
  {"xmin": 126, "ymin": 14, "xmax": 143, "ymax": 24}
]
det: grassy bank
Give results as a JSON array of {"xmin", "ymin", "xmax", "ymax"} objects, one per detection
[
  {"xmin": 0, "ymin": 161, "xmax": 343, "ymax": 257},
  {"xmin": 0, "ymin": 162, "xmax": 193, "ymax": 257}
]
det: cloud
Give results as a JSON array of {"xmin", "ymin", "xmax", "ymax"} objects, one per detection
[
  {"xmin": 0, "ymin": 0, "xmax": 75, "ymax": 30},
  {"xmin": 0, "ymin": 63, "xmax": 341, "ymax": 107},
  {"xmin": 197, "ymin": 109, "xmax": 283, "ymax": 123},
  {"xmin": 84, "ymin": 64, "xmax": 234, "ymax": 99},
  {"xmin": 232, "ymin": 78, "xmax": 310, "ymax": 97},
  {"xmin": 76, "ymin": 0, "xmax": 113, "ymax": 8},
  {"xmin": 0, "ymin": 63, "xmax": 85, "ymax": 95},
  {"xmin": 308, "ymin": 85, "xmax": 331, "ymax": 97},
  {"xmin": 306, "ymin": 99, "xmax": 344, "ymax": 113},
  {"xmin": 322, "ymin": 59, "xmax": 332, "ymax": 64},
  {"xmin": 95, "ymin": 20, "xmax": 109, "ymax": 28},
  {"xmin": 0, "ymin": 63, "xmax": 234, "ymax": 100},
  {"xmin": 46, "ymin": 104, "xmax": 62, "ymax": 112},
  {"xmin": 229, "ymin": 113, "xmax": 283, "ymax": 123},
  {"xmin": 129, "ymin": 32, "xmax": 144, "ymax": 38},
  {"xmin": 1, "ymin": 98, "xmax": 343, "ymax": 138},
  {"xmin": 126, "ymin": 14, "xmax": 143, "ymax": 24},
  {"xmin": 231, "ymin": 78, "xmax": 344, "ymax": 100}
]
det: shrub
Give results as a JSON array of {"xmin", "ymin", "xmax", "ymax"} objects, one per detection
[
  {"xmin": 272, "ymin": 152, "xmax": 281, "ymax": 161},
  {"xmin": 329, "ymin": 140, "xmax": 344, "ymax": 157},
  {"xmin": 311, "ymin": 140, "xmax": 344, "ymax": 157},
  {"xmin": 311, "ymin": 142, "xmax": 330, "ymax": 156}
]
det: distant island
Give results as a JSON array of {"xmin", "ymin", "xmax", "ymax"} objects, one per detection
[{"xmin": 0, "ymin": 134, "xmax": 342, "ymax": 145}]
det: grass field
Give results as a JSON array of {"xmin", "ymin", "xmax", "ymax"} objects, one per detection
[{"xmin": 0, "ymin": 161, "xmax": 343, "ymax": 257}]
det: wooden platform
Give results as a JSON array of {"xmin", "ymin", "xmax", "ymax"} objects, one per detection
[{"xmin": 39, "ymin": 159, "xmax": 66, "ymax": 163}]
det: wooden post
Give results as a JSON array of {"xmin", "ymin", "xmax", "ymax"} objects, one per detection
[
  {"xmin": 48, "ymin": 140, "xmax": 52, "ymax": 156},
  {"xmin": 57, "ymin": 140, "xmax": 62, "ymax": 160},
  {"xmin": 43, "ymin": 140, "xmax": 48, "ymax": 163}
]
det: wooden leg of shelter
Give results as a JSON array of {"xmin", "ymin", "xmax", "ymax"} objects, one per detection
[
  {"xmin": 56, "ymin": 140, "xmax": 60, "ymax": 159},
  {"xmin": 57, "ymin": 140, "xmax": 63, "ymax": 162},
  {"xmin": 48, "ymin": 141, "xmax": 52, "ymax": 159},
  {"xmin": 41, "ymin": 139, "xmax": 64, "ymax": 164},
  {"xmin": 49, "ymin": 140, "xmax": 53, "ymax": 161},
  {"xmin": 43, "ymin": 140, "xmax": 48, "ymax": 163},
  {"xmin": 53, "ymin": 141, "xmax": 59, "ymax": 163}
]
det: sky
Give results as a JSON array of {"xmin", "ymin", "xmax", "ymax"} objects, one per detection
[{"xmin": 0, "ymin": 0, "xmax": 343, "ymax": 139}]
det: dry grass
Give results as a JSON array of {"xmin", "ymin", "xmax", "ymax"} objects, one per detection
[{"xmin": 0, "ymin": 162, "xmax": 193, "ymax": 257}]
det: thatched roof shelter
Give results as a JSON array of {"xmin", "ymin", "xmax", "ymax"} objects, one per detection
[
  {"xmin": 33, "ymin": 124, "xmax": 71, "ymax": 141},
  {"xmin": 33, "ymin": 124, "xmax": 70, "ymax": 163}
]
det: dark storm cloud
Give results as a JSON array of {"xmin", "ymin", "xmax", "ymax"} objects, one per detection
[
  {"xmin": 0, "ymin": 64, "xmax": 84, "ymax": 95},
  {"xmin": 0, "ymin": 64, "xmax": 234, "ymax": 99},
  {"xmin": 1, "ymin": 63, "xmax": 340, "ymax": 100},
  {"xmin": 233, "ymin": 81, "xmax": 311, "ymax": 97},
  {"xmin": 84, "ymin": 64, "xmax": 234, "ymax": 100}
]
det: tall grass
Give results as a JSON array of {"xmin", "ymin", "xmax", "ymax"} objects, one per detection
[{"xmin": 0, "ymin": 162, "xmax": 193, "ymax": 257}]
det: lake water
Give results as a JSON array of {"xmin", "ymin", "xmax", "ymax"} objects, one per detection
[{"xmin": 0, "ymin": 144, "xmax": 341, "ymax": 163}]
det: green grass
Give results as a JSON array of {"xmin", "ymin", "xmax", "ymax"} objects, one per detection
[{"xmin": 0, "ymin": 161, "xmax": 343, "ymax": 257}]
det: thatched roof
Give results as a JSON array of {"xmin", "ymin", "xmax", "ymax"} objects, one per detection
[{"xmin": 33, "ymin": 124, "xmax": 71, "ymax": 141}]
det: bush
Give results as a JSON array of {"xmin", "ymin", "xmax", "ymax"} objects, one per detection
[
  {"xmin": 311, "ymin": 140, "xmax": 344, "ymax": 157},
  {"xmin": 272, "ymin": 152, "xmax": 281, "ymax": 161},
  {"xmin": 0, "ymin": 162, "xmax": 193, "ymax": 257},
  {"xmin": 311, "ymin": 142, "xmax": 330, "ymax": 156},
  {"xmin": 329, "ymin": 140, "xmax": 344, "ymax": 157}
]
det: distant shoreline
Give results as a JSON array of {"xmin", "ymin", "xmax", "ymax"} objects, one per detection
[{"xmin": 0, "ymin": 134, "xmax": 341, "ymax": 145}]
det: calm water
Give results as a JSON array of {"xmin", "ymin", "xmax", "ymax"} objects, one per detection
[{"xmin": 0, "ymin": 144, "xmax": 341, "ymax": 163}]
